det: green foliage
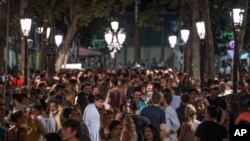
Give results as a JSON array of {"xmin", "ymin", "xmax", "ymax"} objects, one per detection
[
  {"xmin": 0, "ymin": 0, "xmax": 6, "ymax": 5},
  {"xmin": 209, "ymin": 0, "xmax": 234, "ymax": 54},
  {"xmin": 138, "ymin": 0, "xmax": 182, "ymax": 30},
  {"xmin": 89, "ymin": 35, "xmax": 106, "ymax": 52},
  {"xmin": 214, "ymin": 29, "xmax": 233, "ymax": 54}
]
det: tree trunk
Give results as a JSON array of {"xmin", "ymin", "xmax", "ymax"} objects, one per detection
[
  {"xmin": 40, "ymin": 0, "xmax": 56, "ymax": 71},
  {"xmin": 184, "ymin": 40, "xmax": 192, "ymax": 74},
  {"xmin": 55, "ymin": 20, "xmax": 77, "ymax": 72},
  {"xmin": 190, "ymin": 0, "xmax": 200, "ymax": 80},
  {"xmin": 202, "ymin": 0, "xmax": 215, "ymax": 80},
  {"xmin": 63, "ymin": 50, "xmax": 69, "ymax": 68},
  {"xmin": 40, "ymin": 19, "xmax": 48, "ymax": 71}
]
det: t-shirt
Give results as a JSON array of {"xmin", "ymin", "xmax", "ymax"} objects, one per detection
[
  {"xmin": 13, "ymin": 104, "xmax": 27, "ymax": 113},
  {"xmin": 141, "ymin": 105, "xmax": 166, "ymax": 129},
  {"xmin": 37, "ymin": 116, "xmax": 57, "ymax": 141},
  {"xmin": 236, "ymin": 112, "xmax": 250, "ymax": 123},
  {"xmin": 107, "ymin": 88, "xmax": 125, "ymax": 112},
  {"xmin": 176, "ymin": 104, "xmax": 186, "ymax": 135},
  {"xmin": 195, "ymin": 121, "xmax": 228, "ymax": 141},
  {"xmin": 176, "ymin": 104, "xmax": 186, "ymax": 125},
  {"xmin": 170, "ymin": 95, "xmax": 181, "ymax": 110}
]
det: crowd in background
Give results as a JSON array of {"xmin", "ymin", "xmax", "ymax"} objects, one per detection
[{"xmin": 0, "ymin": 67, "xmax": 250, "ymax": 141}]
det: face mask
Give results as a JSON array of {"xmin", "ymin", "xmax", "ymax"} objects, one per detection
[{"xmin": 52, "ymin": 109, "xmax": 59, "ymax": 115}]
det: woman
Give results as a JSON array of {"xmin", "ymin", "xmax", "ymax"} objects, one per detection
[
  {"xmin": 218, "ymin": 98, "xmax": 230, "ymax": 130},
  {"xmin": 121, "ymin": 115, "xmax": 137, "ymax": 141},
  {"xmin": 178, "ymin": 75, "xmax": 191, "ymax": 94},
  {"xmin": 115, "ymin": 102, "xmax": 129, "ymax": 122},
  {"xmin": 108, "ymin": 120, "xmax": 123, "ymax": 141},
  {"xmin": 7, "ymin": 111, "xmax": 27, "ymax": 141},
  {"xmin": 144, "ymin": 124, "xmax": 161, "ymax": 141},
  {"xmin": 69, "ymin": 107, "xmax": 90, "ymax": 140},
  {"xmin": 100, "ymin": 110, "xmax": 115, "ymax": 141},
  {"xmin": 178, "ymin": 104, "xmax": 201, "ymax": 141}
]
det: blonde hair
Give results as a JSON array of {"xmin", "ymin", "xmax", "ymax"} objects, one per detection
[
  {"xmin": 185, "ymin": 104, "xmax": 197, "ymax": 118},
  {"xmin": 123, "ymin": 115, "xmax": 136, "ymax": 131}
]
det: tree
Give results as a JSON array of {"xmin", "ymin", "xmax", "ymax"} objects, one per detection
[
  {"xmin": 55, "ymin": 0, "xmax": 133, "ymax": 71},
  {"xmin": 201, "ymin": 0, "xmax": 215, "ymax": 80},
  {"xmin": 186, "ymin": 0, "xmax": 200, "ymax": 80}
]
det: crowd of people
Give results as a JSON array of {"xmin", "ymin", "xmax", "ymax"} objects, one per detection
[{"xmin": 0, "ymin": 68, "xmax": 249, "ymax": 141}]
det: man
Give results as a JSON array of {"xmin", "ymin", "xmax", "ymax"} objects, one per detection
[
  {"xmin": 61, "ymin": 119, "xmax": 87, "ymax": 141},
  {"xmin": 132, "ymin": 87, "xmax": 147, "ymax": 114},
  {"xmin": 105, "ymin": 77, "xmax": 124, "ymax": 112},
  {"xmin": 49, "ymin": 100, "xmax": 62, "ymax": 129},
  {"xmin": 83, "ymin": 94, "xmax": 104, "ymax": 141},
  {"xmin": 81, "ymin": 83, "xmax": 94, "ymax": 103},
  {"xmin": 162, "ymin": 93, "xmax": 180, "ymax": 141},
  {"xmin": 208, "ymin": 86, "xmax": 220, "ymax": 106},
  {"xmin": 195, "ymin": 105, "xmax": 228, "ymax": 141},
  {"xmin": 11, "ymin": 93, "xmax": 27, "ymax": 112},
  {"xmin": 33, "ymin": 104, "xmax": 57, "ymax": 141},
  {"xmin": 126, "ymin": 75, "xmax": 140, "ymax": 98},
  {"xmin": 196, "ymin": 97, "xmax": 210, "ymax": 122},
  {"xmin": 189, "ymin": 88, "xmax": 199, "ymax": 106},
  {"xmin": 141, "ymin": 93, "xmax": 166, "ymax": 130},
  {"xmin": 47, "ymin": 84, "xmax": 64, "ymax": 104}
]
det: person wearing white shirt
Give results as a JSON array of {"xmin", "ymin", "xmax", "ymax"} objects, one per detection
[
  {"xmin": 225, "ymin": 64, "xmax": 231, "ymax": 75},
  {"xmin": 83, "ymin": 94, "xmax": 105, "ymax": 141},
  {"xmin": 162, "ymin": 93, "xmax": 180, "ymax": 141}
]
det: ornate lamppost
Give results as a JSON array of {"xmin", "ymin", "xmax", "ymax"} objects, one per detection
[
  {"xmin": 20, "ymin": 18, "xmax": 32, "ymax": 85},
  {"xmin": 104, "ymin": 21, "xmax": 126, "ymax": 59},
  {"xmin": 231, "ymin": 8, "xmax": 244, "ymax": 94},
  {"xmin": 196, "ymin": 19, "xmax": 206, "ymax": 87}
]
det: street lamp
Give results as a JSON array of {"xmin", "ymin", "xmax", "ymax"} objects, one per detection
[
  {"xmin": 46, "ymin": 27, "xmax": 51, "ymax": 39},
  {"xmin": 37, "ymin": 27, "xmax": 43, "ymax": 34},
  {"xmin": 168, "ymin": 35, "xmax": 177, "ymax": 70},
  {"xmin": 181, "ymin": 28, "xmax": 190, "ymax": 72},
  {"xmin": 232, "ymin": 8, "xmax": 244, "ymax": 28},
  {"xmin": 196, "ymin": 19, "xmax": 206, "ymax": 87},
  {"xmin": 168, "ymin": 35, "xmax": 177, "ymax": 48},
  {"xmin": 55, "ymin": 34, "xmax": 63, "ymax": 47},
  {"xmin": 231, "ymin": 8, "xmax": 244, "ymax": 93},
  {"xmin": 104, "ymin": 21, "xmax": 126, "ymax": 58},
  {"xmin": 180, "ymin": 29, "xmax": 190, "ymax": 43},
  {"xmin": 20, "ymin": 18, "xmax": 32, "ymax": 85},
  {"xmin": 196, "ymin": 21, "xmax": 206, "ymax": 39}
]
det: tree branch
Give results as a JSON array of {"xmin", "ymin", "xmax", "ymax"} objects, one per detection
[
  {"xmin": 69, "ymin": 0, "xmax": 73, "ymax": 22},
  {"xmin": 64, "ymin": 16, "xmax": 69, "ymax": 26},
  {"xmin": 48, "ymin": 0, "xmax": 57, "ymax": 13},
  {"xmin": 91, "ymin": 0, "xmax": 97, "ymax": 11}
]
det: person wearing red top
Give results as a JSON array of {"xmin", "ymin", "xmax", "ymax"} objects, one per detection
[
  {"xmin": 236, "ymin": 101, "xmax": 250, "ymax": 124},
  {"xmin": 105, "ymin": 77, "xmax": 125, "ymax": 113},
  {"xmin": 10, "ymin": 75, "xmax": 24, "ymax": 88}
]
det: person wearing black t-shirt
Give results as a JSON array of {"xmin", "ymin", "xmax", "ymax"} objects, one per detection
[
  {"xmin": 176, "ymin": 94, "xmax": 190, "ymax": 136},
  {"xmin": 195, "ymin": 105, "xmax": 228, "ymax": 141},
  {"xmin": 141, "ymin": 93, "xmax": 166, "ymax": 130}
]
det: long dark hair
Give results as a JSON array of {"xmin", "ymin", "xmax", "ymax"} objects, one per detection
[
  {"xmin": 144, "ymin": 124, "xmax": 161, "ymax": 141},
  {"xmin": 77, "ymin": 92, "xmax": 88, "ymax": 113}
]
